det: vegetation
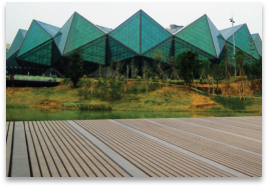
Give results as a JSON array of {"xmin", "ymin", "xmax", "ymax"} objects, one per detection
[
  {"xmin": 67, "ymin": 50, "xmax": 84, "ymax": 88},
  {"xmin": 6, "ymin": 48, "xmax": 262, "ymax": 115}
]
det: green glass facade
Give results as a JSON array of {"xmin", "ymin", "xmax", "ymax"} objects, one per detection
[
  {"xmin": 7, "ymin": 10, "xmax": 261, "ymax": 76},
  {"xmin": 176, "ymin": 15, "xmax": 216, "ymax": 57},
  {"xmin": 64, "ymin": 12, "xmax": 105, "ymax": 54},
  {"xmin": 17, "ymin": 21, "xmax": 52, "ymax": 57},
  {"xmin": 227, "ymin": 25, "xmax": 259, "ymax": 59}
]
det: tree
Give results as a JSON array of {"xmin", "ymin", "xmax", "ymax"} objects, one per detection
[
  {"xmin": 167, "ymin": 56, "xmax": 179, "ymax": 83},
  {"xmin": 67, "ymin": 50, "xmax": 84, "ymax": 88},
  {"xmin": 152, "ymin": 50, "xmax": 167, "ymax": 80},
  {"xmin": 199, "ymin": 59, "xmax": 211, "ymax": 84},
  {"xmin": 175, "ymin": 50, "xmax": 199, "ymax": 92},
  {"xmin": 210, "ymin": 61, "xmax": 225, "ymax": 94},
  {"xmin": 235, "ymin": 50, "xmax": 247, "ymax": 99}
]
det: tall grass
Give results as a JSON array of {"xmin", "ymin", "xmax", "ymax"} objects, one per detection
[{"xmin": 78, "ymin": 104, "xmax": 112, "ymax": 111}]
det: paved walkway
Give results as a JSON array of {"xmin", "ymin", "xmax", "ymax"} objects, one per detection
[{"xmin": 6, "ymin": 116, "xmax": 262, "ymax": 177}]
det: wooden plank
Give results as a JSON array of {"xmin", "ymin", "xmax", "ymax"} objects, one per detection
[
  {"xmin": 6, "ymin": 122, "xmax": 10, "ymax": 141},
  {"xmin": 24, "ymin": 122, "xmax": 41, "ymax": 177},
  {"xmin": 60, "ymin": 121, "xmax": 130, "ymax": 177},
  {"xmin": 45, "ymin": 121, "xmax": 93, "ymax": 177},
  {"xmin": 6, "ymin": 121, "xmax": 14, "ymax": 177},
  {"xmin": 28, "ymin": 121, "xmax": 50, "ymax": 177},
  {"xmin": 37, "ymin": 121, "xmax": 69, "ymax": 177},
  {"xmin": 11, "ymin": 122, "xmax": 30, "ymax": 177},
  {"xmin": 40, "ymin": 121, "xmax": 78, "ymax": 177},
  {"xmin": 116, "ymin": 119, "xmax": 261, "ymax": 177}
]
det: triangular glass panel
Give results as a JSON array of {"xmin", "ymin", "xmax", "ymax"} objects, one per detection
[
  {"xmin": 227, "ymin": 24, "xmax": 259, "ymax": 59},
  {"xmin": 174, "ymin": 37, "xmax": 215, "ymax": 61},
  {"xmin": 64, "ymin": 12, "xmax": 105, "ymax": 54},
  {"xmin": 252, "ymin": 34, "xmax": 262, "ymax": 56},
  {"xmin": 20, "ymin": 29, "xmax": 27, "ymax": 37},
  {"xmin": 18, "ymin": 20, "xmax": 52, "ymax": 57},
  {"xmin": 17, "ymin": 39, "xmax": 55, "ymax": 66},
  {"xmin": 251, "ymin": 34, "xmax": 258, "ymax": 40},
  {"xmin": 219, "ymin": 42, "xmax": 257, "ymax": 66},
  {"xmin": 207, "ymin": 17, "xmax": 225, "ymax": 57},
  {"xmin": 143, "ymin": 37, "xmax": 173, "ymax": 63},
  {"xmin": 141, "ymin": 11, "xmax": 172, "ymax": 54},
  {"xmin": 6, "ymin": 29, "xmax": 25, "ymax": 59},
  {"xmin": 35, "ymin": 20, "xmax": 60, "ymax": 37},
  {"xmin": 109, "ymin": 11, "xmax": 141, "ymax": 54},
  {"xmin": 64, "ymin": 36, "xmax": 106, "ymax": 65},
  {"xmin": 54, "ymin": 14, "xmax": 74, "ymax": 55},
  {"xmin": 220, "ymin": 24, "xmax": 244, "ymax": 40},
  {"xmin": 107, "ymin": 36, "xmax": 138, "ymax": 64},
  {"xmin": 6, "ymin": 51, "xmax": 20, "ymax": 67},
  {"xmin": 176, "ymin": 15, "xmax": 216, "ymax": 57}
]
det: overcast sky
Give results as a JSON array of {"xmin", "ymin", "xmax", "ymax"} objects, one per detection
[{"xmin": 6, "ymin": 2, "xmax": 262, "ymax": 44}]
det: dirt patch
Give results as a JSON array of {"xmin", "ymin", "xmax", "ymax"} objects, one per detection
[
  {"xmin": 6, "ymin": 87, "xmax": 32, "ymax": 95},
  {"xmin": 189, "ymin": 92, "xmax": 218, "ymax": 109},
  {"xmin": 31, "ymin": 99, "xmax": 64, "ymax": 108}
]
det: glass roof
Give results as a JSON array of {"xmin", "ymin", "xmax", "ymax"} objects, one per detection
[
  {"xmin": 35, "ymin": 20, "xmax": 60, "ymax": 37},
  {"xmin": 20, "ymin": 29, "xmax": 27, "ymax": 37},
  {"xmin": 54, "ymin": 14, "xmax": 74, "ymax": 55},
  {"xmin": 207, "ymin": 16, "xmax": 225, "ymax": 57},
  {"xmin": 251, "ymin": 34, "xmax": 258, "ymax": 40},
  {"xmin": 96, "ymin": 25, "xmax": 113, "ymax": 33},
  {"xmin": 6, "ymin": 30, "xmax": 25, "ymax": 59},
  {"xmin": 220, "ymin": 24, "xmax": 244, "ymax": 40}
]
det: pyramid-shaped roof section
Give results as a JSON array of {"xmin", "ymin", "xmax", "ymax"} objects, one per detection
[
  {"xmin": 227, "ymin": 24, "xmax": 259, "ymax": 59},
  {"xmin": 6, "ymin": 29, "xmax": 27, "ymax": 59},
  {"xmin": 175, "ymin": 14, "xmax": 217, "ymax": 57},
  {"xmin": 54, "ymin": 13, "xmax": 75, "ymax": 55},
  {"xmin": 251, "ymin": 33, "xmax": 262, "ymax": 56},
  {"xmin": 207, "ymin": 16, "xmax": 226, "ymax": 57},
  {"xmin": 20, "ymin": 29, "xmax": 27, "ymax": 37},
  {"xmin": 35, "ymin": 20, "xmax": 60, "ymax": 37},
  {"xmin": 17, "ymin": 20, "xmax": 53, "ymax": 57},
  {"xmin": 96, "ymin": 25, "xmax": 113, "ymax": 33},
  {"xmin": 109, "ymin": 10, "xmax": 141, "ymax": 54},
  {"xmin": 220, "ymin": 24, "xmax": 244, "ymax": 40},
  {"xmin": 251, "ymin": 33, "xmax": 258, "ymax": 40},
  {"xmin": 109, "ymin": 10, "xmax": 172, "ymax": 54},
  {"xmin": 63, "ymin": 12, "xmax": 106, "ymax": 55}
]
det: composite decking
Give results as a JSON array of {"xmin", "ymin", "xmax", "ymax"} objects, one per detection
[{"xmin": 6, "ymin": 116, "xmax": 262, "ymax": 177}]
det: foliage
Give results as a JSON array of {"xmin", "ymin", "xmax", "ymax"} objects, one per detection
[
  {"xmin": 175, "ymin": 50, "xmax": 199, "ymax": 89},
  {"xmin": 67, "ymin": 50, "xmax": 84, "ymax": 88}
]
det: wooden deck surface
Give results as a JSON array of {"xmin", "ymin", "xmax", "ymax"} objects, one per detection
[{"xmin": 6, "ymin": 116, "xmax": 262, "ymax": 177}]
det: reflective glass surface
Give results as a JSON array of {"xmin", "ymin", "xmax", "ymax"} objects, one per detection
[
  {"xmin": 54, "ymin": 14, "xmax": 74, "ymax": 55},
  {"xmin": 64, "ymin": 12, "xmax": 105, "ymax": 54},
  {"xmin": 174, "ymin": 37, "xmax": 215, "ymax": 61},
  {"xmin": 219, "ymin": 42, "xmax": 258, "ymax": 66},
  {"xmin": 207, "ymin": 17, "xmax": 225, "ymax": 57},
  {"xmin": 7, "ymin": 30, "xmax": 25, "ymax": 59},
  {"xmin": 141, "ymin": 11, "xmax": 171, "ymax": 54},
  {"xmin": 253, "ymin": 34, "xmax": 262, "ymax": 56},
  {"xmin": 227, "ymin": 25, "xmax": 259, "ymax": 59},
  {"xmin": 6, "ymin": 51, "xmax": 19, "ymax": 67},
  {"xmin": 20, "ymin": 29, "xmax": 27, "ymax": 37},
  {"xmin": 143, "ymin": 37, "xmax": 173, "ymax": 63},
  {"xmin": 18, "ymin": 21, "xmax": 52, "ymax": 57},
  {"xmin": 17, "ymin": 39, "xmax": 54, "ymax": 66},
  {"xmin": 35, "ymin": 20, "xmax": 60, "ymax": 37},
  {"xmin": 220, "ymin": 24, "xmax": 243, "ymax": 40},
  {"xmin": 64, "ymin": 36, "xmax": 106, "ymax": 64},
  {"xmin": 107, "ymin": 36, "xmax": 138, "ymax": 64},
  {"xmin": 109, "ymin": 11, "xmax": 141, "ymax": 54},
  {"xmin": 176, "ymin": 15, "xmax": 216, "ymax": 57}
]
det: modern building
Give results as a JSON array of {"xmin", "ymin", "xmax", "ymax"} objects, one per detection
[{"xmin": 6, "ymin": 10, "xmax": 262, "ymax": 77}]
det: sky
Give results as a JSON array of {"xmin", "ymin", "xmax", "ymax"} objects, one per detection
[{"xmin": 5, "ymin": 2, "xmax": 262, "ymax": 45}]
